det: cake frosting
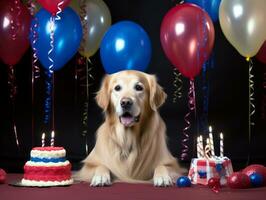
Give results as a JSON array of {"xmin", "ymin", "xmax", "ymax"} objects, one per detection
[
  {"xmin": 188, "ymin": 156, "xmax": 233, "ymax": 185},
  {"xmin": 21, "ymin": 147, "xmax": 73, "ymax": 187}
]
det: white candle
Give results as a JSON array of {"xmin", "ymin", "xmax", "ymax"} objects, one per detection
[
  {"xmin": 197, "ymin": 136, "xmax": 200, "ymax": 158},
  {"xmin": 209, "ymin": 126, "xmax": 215, "ymax": 157},
  {"xmin": 205, "ymin": 138, "xmax": 211, "ymax": 159},
  {"xmin": 51, "ymin": 131, "xmax": 55, "ymax": 147},
  {"xmin": 199, "ymin": 135, "xmax": 204, "ymax": 158},
  {"xmin": 41, "ymin": 133, "xmax": 45, "ymax": 147},
  {"xmin": 220, "ymin": 132, "xmax": 224, "ymax": 157}
]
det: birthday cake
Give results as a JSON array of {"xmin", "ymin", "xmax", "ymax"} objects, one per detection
[
  {"xmin": 188, "ymin": 157, "xmax": 233, "ymax": 185},
  {"xmin": 188, "ymin": 130, "xmax": 234, "ymax": 186},
  {"xmin": 21, "ymin": 147, "xmax": 73, "ymax": 187}
]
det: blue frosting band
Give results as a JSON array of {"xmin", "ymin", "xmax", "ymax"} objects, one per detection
[{"xmin": 30, "ymin": 157, "xmax": 66, "ymax": 163}]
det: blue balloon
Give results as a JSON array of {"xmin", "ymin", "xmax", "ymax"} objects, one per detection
[
  {"xmin": 30, "ymin": 7, "xmax": 82, "ymax": 71},
  {"xmin": 100, "ymin": 21, "xmax": 152, "ymax": 74},
  {"xmin": 185, "ymin": 0, "xmax": 221, "ymax": 22},
  {"xmin": 176, "ymin": 176, "xmax": 191, "ymax": 187},
  {"xmin": 250, "ymin": 173, "xmax": 264, "ymax": 187}
]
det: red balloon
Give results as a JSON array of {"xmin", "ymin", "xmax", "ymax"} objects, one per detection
[
  {"xmin": 242, "ymin": 164, "xmax": 266, "ymax": 185},
  {"xmin": 0, "ymin": 168, "xmax": 6, "ymax": 184},
  {"xmin": 227, "ymin": 172, "xmax": 250, "ymax": 189},
  {"xmin": 160, "ymin": 3, "xmax": 215, "ymax": 79},
  {"xmin": 37, "ymin": 0, "xmax": 71, "ymax": 15},
  {"xmin": 0, "ymin": 0, "xmax": 32, "ymax": 65},
  {"xmin": 256, "ymin": 42, "xmax": 266, "ymax": 64}
]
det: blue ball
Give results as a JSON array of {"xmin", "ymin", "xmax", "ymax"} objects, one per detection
[
  {"xmin": 250, "ymin": 173, "xmax": 264, "ymax": 187},
  {"xmin": 176, "ymin": 176, "xmax": 191, "ymax": 187}
]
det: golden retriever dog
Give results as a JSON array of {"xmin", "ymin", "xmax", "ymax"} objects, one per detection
[{"xmin": 75, "ymin": 70, "xmax": 183, "ymax": 186}]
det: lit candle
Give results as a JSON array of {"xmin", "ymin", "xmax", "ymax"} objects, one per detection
[
  {"xmin": 199, "ymin": 135, "xmax": 204, "ymax": 158},
  {"xmin": 41, "ymin": 133, "xmax": 45, "ymax": 147},
  {"xmin": 220, "ymin": 132, "xmax": 224, "ymax": 157},
  {"xmin": 209, "ymin": 126, "xmax": 215, "ymax": 157},
  {"xmin": 51, "ymin": 131, "xmax": 55, "ymax": 147},
  {"xmin": 197, "ymin": 136, "xmax": 200, "ymax": 158}
]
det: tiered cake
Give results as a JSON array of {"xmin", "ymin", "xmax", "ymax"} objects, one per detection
[{"xmin": 21, "ymin": 147, "xmax": 73, "ymax": 187}]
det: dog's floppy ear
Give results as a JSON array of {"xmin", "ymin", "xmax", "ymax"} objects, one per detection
[
  {"xmin": 147, "ymin": 75, "xmax": 167, "ymax": 111},
  {"xmin": 96, "ymin": 75, "xmax": 110, "ymax": 111}
]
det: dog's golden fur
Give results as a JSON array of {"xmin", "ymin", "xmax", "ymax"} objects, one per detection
[{"xmin": 75, "ymin": 70, "xmax": 183, "ymax": 186}]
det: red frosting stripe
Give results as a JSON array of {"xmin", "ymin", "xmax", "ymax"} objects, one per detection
[
  {"xmin": 23, "ymin": 164, "xmax": 72, "ymax": 182},
  {"xmin": 32, "ymin": 147, "xmax": 64, "ymax": 151}
]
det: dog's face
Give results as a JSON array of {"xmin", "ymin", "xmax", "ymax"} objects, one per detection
[{"xmin": 96, "ymin": 70, "xmax": 166, "ymax": 128}]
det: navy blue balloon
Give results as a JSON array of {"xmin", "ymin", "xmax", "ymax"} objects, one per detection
[
  {"xmin": 176, "ymin": 176, "xmax": 191, "ymax": 187},
  {"xmin": 250, "ymin": 173, "xmax": 264, "ymax": 187},
  {"xmin": 30, "ymin": 7, "xmax": 82, "ymax": 71},
  {"xmin": 185, "ymin": 0, "xmax": 221, "ymax": 22},
  {"xmin": 100, "ymin": 21, "xmax": 152, "ymax": 74}
]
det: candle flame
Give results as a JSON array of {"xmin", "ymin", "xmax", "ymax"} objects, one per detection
[
  {"xmin": 42, "ymin": 133, "xmax": 45, "ymax": 139},
  {"xmin": 209, "ymin": 126, "xmax": 212, "ymax": 133},
  {"xmin": 220, "ymin": 132, "xmax": 223, "ymax": 139}
]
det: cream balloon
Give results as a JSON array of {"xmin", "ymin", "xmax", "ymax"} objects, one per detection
[
  {"xmin": 73, "ymin": 0, "xmax": 112, "ymax": 58},
  {"xmin": 219, "ymin": 0, "xmax": 266, "ymax": 58}
]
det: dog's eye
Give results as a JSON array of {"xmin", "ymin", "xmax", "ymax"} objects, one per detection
[
  {"xmin": 114, "ymin": 85, "xmax": 121, "ymax": 91},
  {"xmin": 135, "ymin": 84, "xmax": 143, "ymax": 91}
]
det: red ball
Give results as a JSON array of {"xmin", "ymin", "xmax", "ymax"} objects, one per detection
[
  {"xmin": 227, "ymin": 172, "xmax": 250, "ymax": 189},
  {"xmin": 242, "ymin": 164, "xmax": 266, "ymax": 185},
  {"xmin": 208, "ymin": 177, "xmax": 220, "ymax": 188},
  {"xmin": 0, "ymin": 169, "xmax": 6, "ymax": 184}
]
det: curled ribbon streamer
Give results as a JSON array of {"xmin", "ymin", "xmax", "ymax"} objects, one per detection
[
  {"xmin": 200, "ymin": 61, "xmax": 210, "ymax": 133},
  {"xmin": 79, "ymin": 0, "xmax": 88, "ymax": 53},
  {"xmin": 181, "ymin": 80, "xmax": 196, "ymax": 161},
  {"xmin": 261, "ymin": 73, "xmax": 266, "ymax": 120},
  {"xmin": 204, "ymin": 144, "xmax": 212, "ymax": 160},
  {"xmin": 55, "ymin": 1, "xmax": 64, "ymax": 20},
  {"xmin": 172, "ymin": 68, "xmax": 183, "ymax": 103},
  {"xmin": 8, "ymin": 65, "xmax": 20, "ymax": 149},
  {"xmin": 10, "ymin": 0, "xmax": 22, "ymax": 41},
  {"xmin": 27, "ymin": 0, "xmax": 37, "ymax": 16},
  {"xmin": 247, "ymin": 59, "xmax": 255, "ymax": 165}
]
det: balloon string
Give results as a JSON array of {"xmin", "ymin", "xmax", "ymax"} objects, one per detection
[
  {"xmin": 181, "ymin": 80, "xmax": 196, "ymax": 161},
  {"xmin": 172, "ymin": 68, "xmax": 183, "ymax": 103},
  {"xmin": 247, "ymin": 59, "xmax": 255, "ymax": 165},
  {"xmin": 8, "ymin": 65, "xmax": 20, "ymax": 150}
]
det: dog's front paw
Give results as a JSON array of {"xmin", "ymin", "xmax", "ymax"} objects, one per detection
[
  {"xmin": 90, "ymin": 174, "xmax": 111, "ymax": 187},
  {"xmin": 153, "ymin": 175, "xmax": 173, "ymax": 187}
]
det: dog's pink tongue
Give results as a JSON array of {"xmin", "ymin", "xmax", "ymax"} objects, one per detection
[{"xmin": 121, "ymin": 116, "xmax": 134, "ymax": 126}]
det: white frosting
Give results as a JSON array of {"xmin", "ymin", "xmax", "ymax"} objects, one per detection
[
  {"xmin": 21, "ymin": 178, "xmax": 73, "ymax": 187},
  {"xmin": 25, "ymin": 160, "xmax": 70, "ymax": 167},
  {"xmin": 30, "ymin": 149, "xmax": 66, "ymax": 158}
]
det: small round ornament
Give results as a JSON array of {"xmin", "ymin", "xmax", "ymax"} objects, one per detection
[
  {"xmin": 208, "ymin": 177, "xmax": 221, "ymax": 188},
  {"xmin": 227, "ymin": 172, "xmax": 250, "ymax": 189},
  {"xmin": 249, "ymin": 173, "xmax": 264, "ymax": 187},
  {"xmin": 176, "ymin": 176, "xmax": 191, "ymax": 187},
  {"xmin": 0, "ymin": 168, "xmax": 6, "ymax": 184}
]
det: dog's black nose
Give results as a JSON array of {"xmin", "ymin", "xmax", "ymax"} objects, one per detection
[{"xmin": 120, "ymin": 98, "xmax": 133, "ymax": 109}]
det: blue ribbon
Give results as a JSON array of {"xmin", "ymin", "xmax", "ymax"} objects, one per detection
[
  {"xmin": 31, "ymin": 157, "xmax": 65, "ymax": 163},
  {"xmin": 44, "ymin": 70, "xmax": 52, "ymax": 124}
]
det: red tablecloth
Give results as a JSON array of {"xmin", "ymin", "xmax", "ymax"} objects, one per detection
[{"xmin": 0, "ymin": 174, "xmax": 266, "ymax": 200}]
